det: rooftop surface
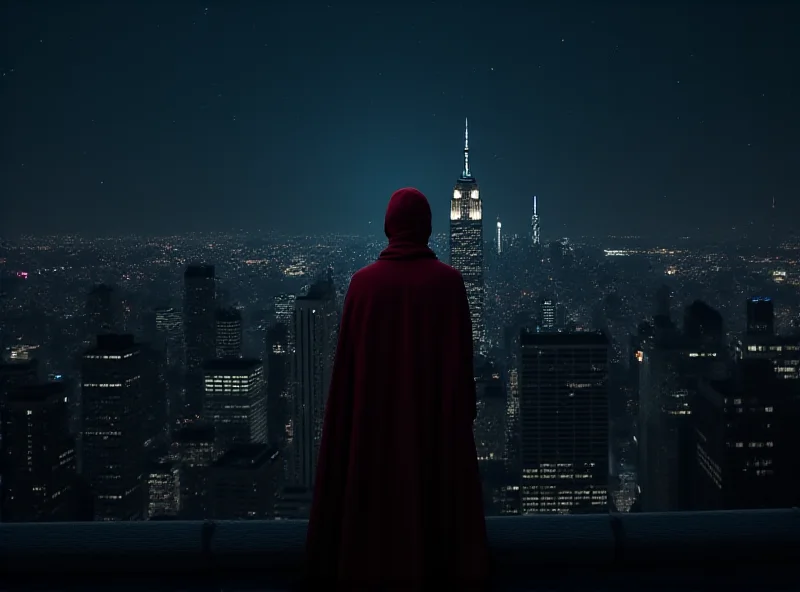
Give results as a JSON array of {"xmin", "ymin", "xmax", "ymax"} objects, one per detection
[{"xmin": 2, "ymin": 509, "xmax": 798, "ymax": 590}]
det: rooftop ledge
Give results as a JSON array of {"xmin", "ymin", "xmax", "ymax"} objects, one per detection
[{"xmin": 2, "ymin": 510, "xmax": 800, "ymax": 591}]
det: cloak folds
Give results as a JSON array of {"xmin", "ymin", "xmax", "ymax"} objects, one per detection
[{"xmin": 307, "ymin": 187, "xmax": 489, "ymax": 588}]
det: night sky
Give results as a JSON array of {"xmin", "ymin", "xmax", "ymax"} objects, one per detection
[{"xmin": 2, "ymin": 1, "xmax": 798, "ymax": 238}]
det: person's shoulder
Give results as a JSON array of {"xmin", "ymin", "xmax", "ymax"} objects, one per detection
[
  {"xmin": 350, "ymin": 259, "xmax": 464, "ymax": 296},
  {"xmin": 429, "ymin": 260, "xmax": 463, "ymax": 280},
  {"xmin": 424, "ymin": 260, "xmax": 467, "ymax": 290}
]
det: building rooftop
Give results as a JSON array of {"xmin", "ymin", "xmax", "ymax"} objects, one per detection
[
  {"xmin": 297, "ymin": 278, "xmax": 335, "ymax": 301},
  {"xmin": 2, "ymin": 510, "xmax": 799, "ymax": 590}
]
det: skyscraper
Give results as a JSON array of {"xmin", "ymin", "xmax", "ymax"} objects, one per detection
[
  {"xmin": 449, "ymin": 118, "xmax": 485, "ymax": 348},
  {"xmin": 154, "ymin": 306, "xmax": 184, "ymax": 424},
  {"xmin": 746, "ymin": 297, "xmax": 774, "ymax": 336},
  {"xmin": 496, "ymin": 218, "xmax": 502, "ymax": 255},
  {"xmin": 154, "ymin": 306, "xmax": 183, "ymax": 367},
  {"xmin": 531, "ymin": 195, "xmax": 540, "ymax": 246},
  {"xmin": 81, "ymin": 334, "xmax": 144, "ymax": 521},
  {"xmin": 540, "ymin": 298, "xmax": 556, "ymax": 331},
  {"xmin": 1, "ymin": 382, "xmax": 76, "ymax": 522},
  {"xmin": 145, "ymin": 456, "xmax": 180, "ymax": 519},
  {"xmin": 274, "ymin": 293, "xmax": 297, "ymax": 353},
  {"xmin": 215, "ymin": 307, "xmax": 243, "ymax": 358},
  {"xmin": 203, "ymin": 358, "xmax": 266, "ymax": 453},
  {"xmin": 266, "ymin": 322, "xmax": 290, "ymax": 448},
  {"xmin": 171, "ymin": 423, "xmax": 217, "ymax": 519},
  {"xmin": 85, "ymin": 284, "xmax": 123, "ymax": 340},
  {"xmin": 183, "ymin": 264, "xmax": 216, "ymax": 418},
  {"xmin": 519, "ymin": 331, "xmax": 609, "ymax": 514},
  {"xmin": 209, "ymin": 444, "xmax": 282, "ymax": 520},
  {"xmin": 292, "ymin": 277, "xmax": 338, "ymax": 489},
  {"xmin": 693, "ymin": 360, "xmax": 786, "ymax": 510}
]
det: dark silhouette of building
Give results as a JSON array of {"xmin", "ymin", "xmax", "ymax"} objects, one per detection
[
  {"xmin": 1, "ymin": 382, "xmax": 76, "ymax": 522},
  {"xmin": 292, "ymin": 277, "xmax": 338, "ymax": 489},
  {"xmin": 215, "ymin": 307, "xmax": 243, "ymax": 359},
  {"xmin": 209, "ymin": 444, "xmax": 282, "ymax": 519},
  {"xmin": 183, "ymin": 264, "xmax": 216, "ymax": 418},
  {"xmin": 140, "ymin": 343, "xmax": 168, "ymax": 444},
  {"xmin": 171, "ymin": 423, "xmax": 217, "ymax": 519},
  {"xmin": 693, "ymin": 360, "xmax": 789, "ymax": 510},
  {"xmin": 746, "ymin": 297, "xmax": 775, "ymax": 336},
  {"xmin": 519, "ymin": 331, "xmax": 609, "ymax": 514},
  {"xmin": 85, "ymin": 284, "xmax": 123, "ymax": 338},
  {"xmin": 0, "ymin": 359, "xmax": 39, "ymax": 401},
  {"xmin": 654, "ymin": 284, "xmax": 672, "ymax": 321},
  {"xmin": 683, "ymin": 300, "xmax": 724, "ymax": 345},
  {"xmin": 265, "ymin": 322, "xmax": 289, "ymax": 448},
  {"xmin": 639, "ymin": 300, "xmax": 729, "ymax": 512},
  {"xmin": 81, "ymin": 334, "xmax": 144, "ymax": 521},
  {"xmin": 153, "ymin": 306, "xmax": 185, "ymax": 424}
]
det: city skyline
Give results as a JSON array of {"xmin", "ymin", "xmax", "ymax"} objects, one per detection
[
  {"xmin": 3, "ymin": 0, "xmax": 800, "ymax": 554},
  {"xmin": 2, "ymin": 1, "xmax": 798, "ymax": 238}
]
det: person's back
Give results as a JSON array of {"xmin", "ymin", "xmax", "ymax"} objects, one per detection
[{"xmin": 307, "ymin": 187, "xmax": 490, "ymax": 588}]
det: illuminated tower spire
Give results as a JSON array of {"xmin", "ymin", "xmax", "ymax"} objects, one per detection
[
  {"xmin": 463, "ymin": 117, "xmax": 470, "ymax": 178},
  {"xmin": 450, "ymin": 119, "xmax": 484, "ymax": 351}
]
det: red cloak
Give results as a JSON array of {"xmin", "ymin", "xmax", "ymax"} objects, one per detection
[{"xmin": 306, "ymin": 187, "xmax": 490, "ymax": 588}]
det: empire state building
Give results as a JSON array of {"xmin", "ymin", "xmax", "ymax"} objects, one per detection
[{"xmin": 449, "ymin": 118, "xmax": 485, "ymax": 349}]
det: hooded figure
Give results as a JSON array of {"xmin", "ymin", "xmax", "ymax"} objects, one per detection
[{"xmin": 306, "ymin": 187, "xmax": 490, "ymax": 589}]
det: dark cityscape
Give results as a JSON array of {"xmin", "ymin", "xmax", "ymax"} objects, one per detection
[{"xmin": 2, "ymin": 0, "xmax": 800, "ymax": 589}]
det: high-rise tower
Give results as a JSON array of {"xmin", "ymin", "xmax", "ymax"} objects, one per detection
[
  {"xmin": 496, "ymin": 217, "xmax": 502, "ymax": 255},
  {"xmin": 449, "ymin": 118, "xmax": 485, "ymax": 348},
  {"xmin": 519, "ymin": 331, "xmax": 609, "ymax": 514},
  {"xmin": 183, "ymin": 264, "xmax": 216, "ymax": 418},
  {"xmin": 81, "ymin": 335, "xmax": 144, "ymax": 521},
  {"xmin": 531, "ymin": 195, "xmax": 540, "ymax": 246},
  {"xmin": 292, "ymin": 277, "xmax": 338, "ymax": 489}
]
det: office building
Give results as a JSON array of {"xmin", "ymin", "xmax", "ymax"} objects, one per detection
[
  {"xmin": 274, "ymin": 294, "xmax": 296, "ymax": 353},
  {"xmin": 519, "ymin": 331, "xmax": 609, "ymax": 514},
  {"xmin": 1, "ymin": 382, "xmax": 76, "ymax": 521},
  {"xmin": 693, "ymin": 360, "xmax": 787, "ymax": 510},
  {"xmin": 266, "ymin": 322, "xmax": 290, "ymax": 448},
  {"xmin": 540, "ymin": 298, "xmax": 556, "ymax": 331},
  {"xmin": 203, "ymin": 358, "xmax": 266, "ymax": 453},
  {"xmin": 209, "ymin": 444, "xmax": 282, "ymax": 519},
  {"xmin": 171, "ymin": 423, "xmax": 217, "ymax": 519},
  {"xmin": 292, "ymin": 277, "xmax": 338, "ymax": 489},
  {"xmin": 215, "ymin": 307, "xmax": 243, "ymax": 359},
  {"xmin": 154, "ymin": 306, "xmax": 183, "ymax": 367},
  {"xmin": 746, "ymin": 297, "xmax": 774, "ymax": 336},
  {"xmin": 85, "ymin": 284, "xmax": 123, "ymax": 339},
  {"xmin": 81, "ymin": 334, "xmax": 144, "ymax": 521},
  {"xmin": 145, "ymin": 457, "xmax": 180, "ymax": 519}
]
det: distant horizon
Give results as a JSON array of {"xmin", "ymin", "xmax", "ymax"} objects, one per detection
[{"xmin": 0, "ymin": 227, "xmax": 793, "ymax": 246}]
